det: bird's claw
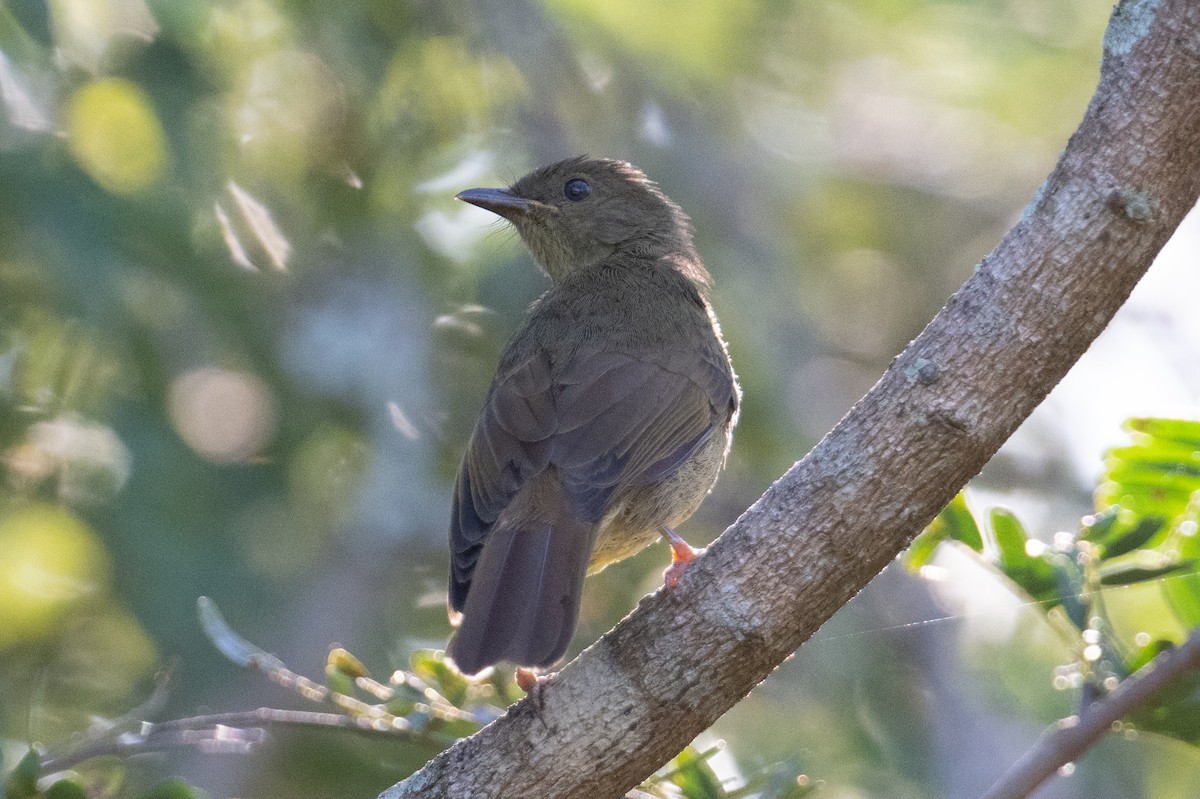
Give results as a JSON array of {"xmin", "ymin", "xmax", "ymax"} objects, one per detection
[
  {"xmin": 516, "ymin": 667, "xmax": 541, "ymax": 693},
  {"xmin": 662, "ymin": 527, "xmax": 703, "ymax": 588}
]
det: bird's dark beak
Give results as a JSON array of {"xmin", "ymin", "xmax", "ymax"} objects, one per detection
[{"xmin": 456, "ymin": 188, "xmax": 531, "ymax": 220}]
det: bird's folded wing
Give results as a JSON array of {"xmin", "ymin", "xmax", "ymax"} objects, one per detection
[{"xmin": 449, "ymin": 342, "xmax": 735, "ymax": 611}]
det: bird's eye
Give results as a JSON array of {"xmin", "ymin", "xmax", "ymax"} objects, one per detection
[{"xmin": 563, "ymin": 178, "xmax": 592, "ymax": 202}]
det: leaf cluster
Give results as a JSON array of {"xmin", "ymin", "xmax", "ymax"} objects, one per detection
[{"xmin": 909, "ymin": 416, "xmax": 1200, "ymax": 743}]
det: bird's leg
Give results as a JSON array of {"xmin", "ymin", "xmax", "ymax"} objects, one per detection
[
  {"xmin": 515, "ymin": 667, "xmax": 541, "ymax": 693},
  {"xmin": 662, "ymin": 527, "xmax": 703, "ymax": 588},
  {"xmin": 516, "ymin": 668, "xmax": 550, "ymax": 714}
]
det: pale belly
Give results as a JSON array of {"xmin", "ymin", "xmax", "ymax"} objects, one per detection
[{"xmin": 585, "ymin": 428, "xmax": 731, "ymax": 575}]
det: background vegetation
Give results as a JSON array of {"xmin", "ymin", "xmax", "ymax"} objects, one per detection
[{"xmin": 2, "ymin": 0, "xmax": 1199, "ymax": 796}]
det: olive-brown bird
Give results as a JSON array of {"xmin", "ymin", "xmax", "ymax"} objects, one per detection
[{"xmin": 448, "ymin": 157, "xmax": 739, "ymax": 675}]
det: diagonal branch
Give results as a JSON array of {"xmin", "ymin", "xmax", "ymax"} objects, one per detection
[
  {"xmin": 382, "ymin": 1, "xmax": 1200, "ymax": 796},
  {"xmin": 981, "ymin": 626, "xmax": 1200, "ymax": 799}
]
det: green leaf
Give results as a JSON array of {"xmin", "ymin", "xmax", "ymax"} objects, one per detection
[
  {"xmin": 903, "ymin": 528, "xmax": 942, "ymax": 570},
  {"xmin": 1161, "ymin": 572, "xmax": 1200, "ymax": 628},
  {"xmin": 135, "ymin": 779, "xmax": 199, "ymax": 799},
  {"xmin": 409, "ymin": 649, "xmax": 470, "ymax": 708},
  {"xmin": 1100, "ymin": 465, "xmax": 1199, "ymax": 505},
  {"xmin": 325, "ymin": 647, "xmax": 369, "ymax": 696},
  {"xmin": 1127, "ymin": 417, "xmax": 1200, "ymax": 448},
  {"xmin": 1128, "ymin": 664, "xmax": 1200, "ymax": 745},
  {"xmin": 1102, "ymin": 516, "xmax": 1167, "ymax": 559},
  {"xmin": 905, "ymin": 493, "xmax": 982, "ymax": 569},
  {"xmin": 1078, "ymin": 507, "xmax": 1122, "ymax": 546},
  {"xmin": 1054, "ymin": 553, "xmax": 1089, "ymax": 630},
  {"xmin": 943, "ymin": 493, "xmax": 985, "ymax": 552},
  {"xmin": 1126, "ymin": 637, "xmax": 1174, "ymax": 672},
  {"xmin": 665, "ymin": 744, "xmax": 725, "ymax": 799},
  {"xmin": 1099, "ymin": 418, "xmax": 1200, "ymax": 522},
  {"xmin": 1098, "ymin": 557, "xmax": 1194, "ymax": 587},
  {"xmin": 990, "ymin": 508, "xmax": 1028, "ymax": 566},
  {"xmin": 4, "ymin": 750, "xmax": 40, "ymax": 799},
  {"xmin": 43, "ymin": 779, "xmax": 87, "ymax": 799},
  {"xmin": 988, "ymin": 509, "xmax": 1059, "ymax": 601}
]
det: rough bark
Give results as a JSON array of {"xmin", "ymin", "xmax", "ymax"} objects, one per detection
[{"xmin": 382, "ymin": 1, "xmax": 1200, "ymax": 796}]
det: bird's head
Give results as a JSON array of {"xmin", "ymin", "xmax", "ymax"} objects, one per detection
[{"xmin": 456, "ymin": 157, "xmax": 703, "ymax": 284}]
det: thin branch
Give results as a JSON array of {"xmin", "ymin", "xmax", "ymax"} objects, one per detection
[
  {"xmin": 381, "ymin": 0, "xmax": 1200, "ymax": 796},
  {"xmin": 32, "ymin": 597, "xmax": 482, "ymax": 777},
  {"xmin": 199, "ymin": 596, "xmax": 479, "ymax": 726},
  {"xmin": 982, "ymin": 627, "xmax": 1200, "ymax": 799},
  {"xmin": 34, "ymin": 603, "xmax": 486, "ymax": 779},
  {"xmin": 39, "ymin": 707, "xmax": 440, "ymax": 775}
]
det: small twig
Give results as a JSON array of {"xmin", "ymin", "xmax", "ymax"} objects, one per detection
[
  {"xmin": 981, "ymin": 626, "xmax": 1200, "ymax": 799},
  {"xmin": 84, "ymin": 664, "xmax": 175, "ymax": 739},
  {"xmin": 198, "ymin": 596, "xmax": 412, "ymax": 724},
  {"xmin": 39, "ymin": 707, "xmax": 447, "ymax": 774},
  {"xmin": 198, "ymin": 597, "xmax": 491, "ymax": 727},
  {"xmin": 33, "ymin": 600, "xmax": 486, "ymax": 779},
  {"xmin": 28, "ymin": 666, "xmax": 176, "ymax": 775}
]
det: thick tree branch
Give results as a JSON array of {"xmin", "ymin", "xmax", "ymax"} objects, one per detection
[
  {"xmin": 383, "ymin": 1, "xmax": 1200, "ymax": 796},
  {"xmin": 981, "ymin": 627, "xmax": 1200, "ymax": 799}
]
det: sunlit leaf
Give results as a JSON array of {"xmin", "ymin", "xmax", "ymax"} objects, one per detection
[
  {"xmin": 544, "ymin": 0, "xmax": 758, "ymax": 81},
  {"xmin": 988, "ymin": 508, "xmax": 1058, "ymax": 601},
  {"xmin": 42, "ymin": 778, "xmax": 88, "ymax": 799},
  {"xmin": 376, "ymin": 36, "xmax": 526, "ymax": 146},
  {"xmin": 1128, "ymin": 417, "xmax": 1200, "ymax": 448},
  {"xmin": 135, "ymin": 778, "xmax": 199, "ymax": 799},
  {"xmin": 664, "ymin": 743, "xmax": 725, "ymax": 799},
  {"xmin": 1101, "ymin": 516, "xmax": 1166, "ymax": 559},
  {"xmin": 904, "ymin": 492, "xmax": 982, "ymax": 568},
  {"xmin": 1098, "ymin": 557, "xmax": 1194, "ymax": 587},
  {"xmin": 325, "ymin": 646, "xmax": 368, "ymax": 696},
  {"xmin": 409, "ymin": 649, "xmax": 470, "ymax": 709},
  {"xmin": 1128, "ymin": 666, "xmax": 1200, "ymax": 745},
  {"xmin": 1161, "ymin": 573, "xmax": 1200, "ymax": 629},
  {"xmin": 3, "ymin": 749, "xmax": 40, "ymax": 799},
  {"xmin": 1098, "ymin": 417, "xmax": 1200, "ymax": 522},
  {"xmin": 1078, "ymin": 507, "xmax": 1121, "ymax": 546},
  {"xmin": 989, "ymin": 508, "xmax": 1027, "ymax": 564},
  {"xmin": 49, "ymin": 0, "xmax": 158, "ymax": 72},
  {"xmin": 67, "ymin": 78, "xmax": 167, "ymax": 194},
  {"xmin": 0, "ymin": 503, "xmax": 111, "ymax": 647}
]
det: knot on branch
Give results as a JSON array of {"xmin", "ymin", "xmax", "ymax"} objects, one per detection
[
  {"xmin": 1108, "ymin": 186, "xmax": 1161, "ymax": 223},
  {"xmin": 904, "ymin": 355, "xmax": 941, "ymax": 386}
]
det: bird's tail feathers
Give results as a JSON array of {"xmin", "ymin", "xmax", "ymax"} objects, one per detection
[{"xmin": 448, "ymin": 496, "xmax": 596, "ymax": 675}]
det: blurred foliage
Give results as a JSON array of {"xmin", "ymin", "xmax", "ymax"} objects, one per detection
[
  {"xmin": 910, "ymin": 417, "xmax": 1200, "ymax": 745},
  {"xmin": 4, "ymin": 600, "xmax": 813, "ymax": 799},
  {"xmin": 1, "ymin": 0, "xmax": 1183, "ymax": 795}
]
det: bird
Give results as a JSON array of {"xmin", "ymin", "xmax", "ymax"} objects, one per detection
[{"xmin": 447, "ymin": 156, "xmax": 739, "ymax": 676}]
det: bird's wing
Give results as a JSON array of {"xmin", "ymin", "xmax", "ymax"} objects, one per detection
[
  {"xmin": 550, "ymin": 343, "xmax": 735, "ymax": 520},
  {"xmin": 449, "ymin": 352, "xmax": 556, "ymax": 611},
  {"xmin": 448, "ymin": 339, "xmax": 736, "ymax": 612}
]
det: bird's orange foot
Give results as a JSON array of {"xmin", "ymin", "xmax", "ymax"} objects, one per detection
[
  {"xmin": 662, "ymin": 527, "xmax": 703, "ymax": 588},
  {"xmin": 516, "ymin": 667, "xmax": 549, "ymax": 710},
  {"xmin": 515, "ymin": 667, "xmax": 541, "ymax": 693}
]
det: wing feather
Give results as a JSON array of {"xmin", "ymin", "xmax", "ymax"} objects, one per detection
[{"xmin": 449, "ymin": 336, "xmax": 735, "ymax": 612}]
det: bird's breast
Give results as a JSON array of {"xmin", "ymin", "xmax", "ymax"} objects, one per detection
[{"xmin": 585, "ymin": 421, "xmax": 732, "ymax": 574}]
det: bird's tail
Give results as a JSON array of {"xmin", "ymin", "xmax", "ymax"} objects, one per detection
[{"xmin": 448, "ymin": 490, "xmax": 596, "ymax": 676}]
